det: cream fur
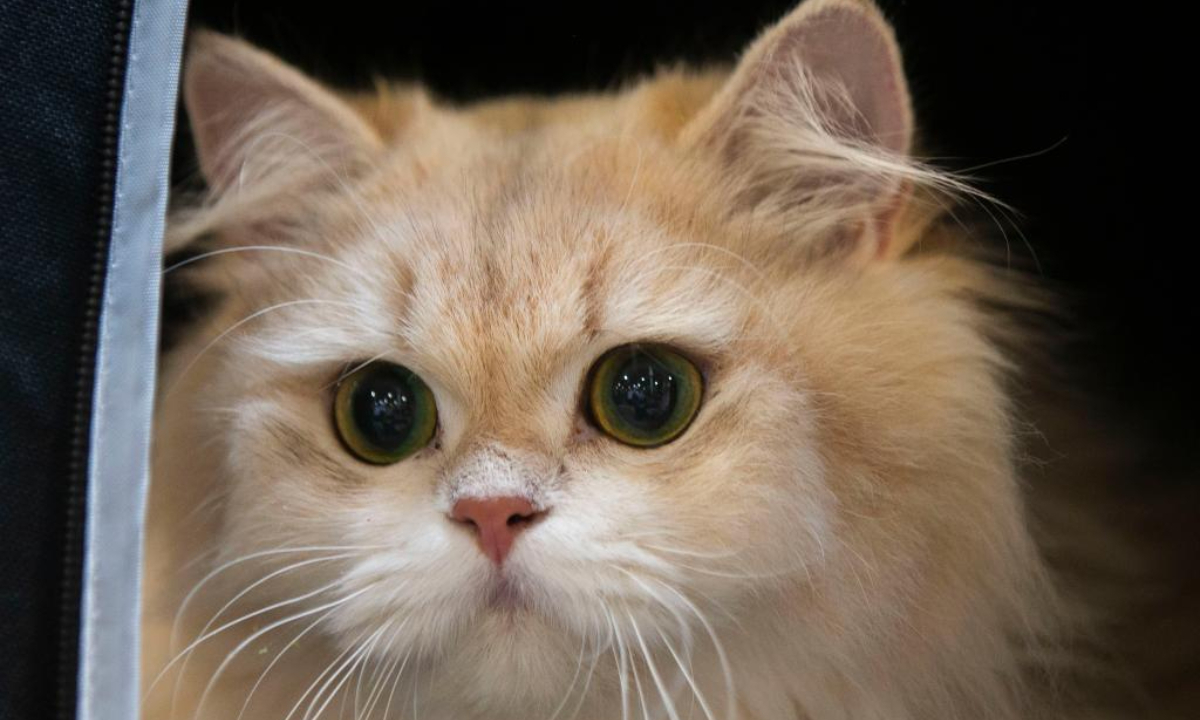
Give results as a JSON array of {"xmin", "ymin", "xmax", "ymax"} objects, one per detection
[{"xmin": 141, "ymin": 2, "xmax": 1138, "ymax": 719}]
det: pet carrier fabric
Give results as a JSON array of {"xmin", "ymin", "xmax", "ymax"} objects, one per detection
[{"xmin": 0, "ymin": 1, "xmax": 188, "ymax": 719}]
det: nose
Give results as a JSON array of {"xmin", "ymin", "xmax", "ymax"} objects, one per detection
[{"xmin": 449, "ymin": 496, "xmax": 547, "ymax": 566}]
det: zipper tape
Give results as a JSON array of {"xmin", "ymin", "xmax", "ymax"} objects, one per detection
[{"xmin": 73, "ymin": 2, "xmax": 190, "ymax": 720}]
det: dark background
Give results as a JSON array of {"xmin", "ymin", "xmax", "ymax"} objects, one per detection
[{"xmin": 180, "ymin": 1, "xmax": 1188, "ymax": 457}]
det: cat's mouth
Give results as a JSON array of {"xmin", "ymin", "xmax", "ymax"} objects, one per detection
[{"xmin": 485, "ymin": 575, "xmax": 531, "ymax": 611}]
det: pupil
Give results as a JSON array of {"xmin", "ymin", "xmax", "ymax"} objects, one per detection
[
  {"xmin": 610, "ymin": 353, "xmax": 677, "ymax": 432},
  {"xmin": 351, "ymin": 369, "xmax": 416, "ymax": 450}
]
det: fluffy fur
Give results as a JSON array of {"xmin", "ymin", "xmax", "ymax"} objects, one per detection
[{"xmin": 141, "ymin": 2, "xmax": 1170, "ymax": 718}]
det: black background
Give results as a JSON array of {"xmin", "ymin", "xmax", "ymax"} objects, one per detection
[{"xmin": 179, "ymin": 1, "xmax": 1190, "ymax": 459}]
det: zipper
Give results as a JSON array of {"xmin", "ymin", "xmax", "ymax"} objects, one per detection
[{"xmin": 57, "ymin": 2, "xmax": 135, "ymax": 719}]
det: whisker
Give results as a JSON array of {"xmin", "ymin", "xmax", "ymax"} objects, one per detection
[
  {"xmin": 179, "ymin": 545, "xmax": 222, "ymax": 575},
  {"xmin": 380, "ymin": 642, "xmax": 414, "ymax": 720},
  {"xmin": 168, "ymin": 544, "xmax": 384, "ymax": 662},
  {"xmin": 627, "ymin": 626, "xmax": 652, "ymax": 720},
  {"xmin": 284, "ymin": 627, "xmax": 373, "ymax": 720},
  {"xmin": 353, "ymin": 618, "xmax": 397, "ymax": 720},
  {"xmin": 156, "ymin": 576, "xmax": 348, "ymax": 705},
  {"xmin": 626, "ymin": 610, "xmax": 683, "ymax": 720},
  {"xmin": 159, "ymin": 576, "xmax": 348, "ymax": 706},
  {"xmin": 610, "ymin": 567, "xmax": 695, "ymax": 656},
  {"xmin": 654, "ymin": 623, "xmax": 715, "ymax": 720},
  {"xmin": 603, "ymin": 606, "xmax": 631, "ymax": 720},
  {"xmin": 567, "ymin": 627, "xmax": 604, "ymax": 720},
  {"xmin": 643, "ymin": 552, "xmax": 790, "ymax": 581},
  {"xmin": 410, "ymin": 655, "xmax": 422, "ymax": 720},
  {"xmin": 171, "ymin": 553, "xmax": 356, "ymax": 712},
  {"xmin": 164, "ymin": 245, "xmax": 359, "ymax": 275},
  {"xmin": 359, "ymin": 620, "xmax": 411, "ymax": 720},
  {"xmin": 195, "ymin": 585, "xmax": 376, "ymax": 720},
  {"xmin": 319, "ymin": 349, "xmax": 396, "ymax": 393},
  {"xmin": 637, "ymin": 543, "xmax": 742, "ymax": 561},
  {"xmin": 302, "ymin": 643, "xmax": 368, "ymax": 720},
  {"xmin": 546, "ymin": 632, "xmax": 589, "ymax": 720},
  {"xmin": 297, "ymin": 620, "xmax": 390, "ymax": 720},
  {"xmin": 650, "ymin": 580, "xmax": 737, "ymax": 720},
  {"xmin": 166, "ymin": 298, "xmax": 364, "ymax": 395},
  {"xmin": 196, "ymin": 553, "xmax": 355, "ymax": 654},
  {"xmin": 235, "ymin": 604, "xmax": 339, "ymax": 720}
]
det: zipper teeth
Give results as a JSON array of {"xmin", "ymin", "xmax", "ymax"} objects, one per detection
[{"xmin": 57, "ymin": 3, "xmax": 135, "ymax": 719}]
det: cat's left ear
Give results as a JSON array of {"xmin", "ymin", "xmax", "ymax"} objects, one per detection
[{"xmin": 681, "ymin": 0, "xmax": 915, "ymax": 262}]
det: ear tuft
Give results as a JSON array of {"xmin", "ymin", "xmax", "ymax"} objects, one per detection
[
  {"xmin": 682, "ymin": 0, "xmax": 924, "ymax": 261},
  {"xmin": 183, "ymin": 30, "xmax": 381, "ymax": 195}
]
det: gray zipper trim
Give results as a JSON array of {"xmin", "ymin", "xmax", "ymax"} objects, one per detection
[{"xmin": 77, "ymin": 2, "xmax": 189, "ymax": 719}]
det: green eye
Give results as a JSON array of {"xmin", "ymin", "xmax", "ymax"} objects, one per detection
[
  {"xmin": 587, "ymin": 344, "xmax": 703, "ymax": 447},
  {"xmin": 334, "ymin": 362, "xmax": 438, "ymax": 464}
]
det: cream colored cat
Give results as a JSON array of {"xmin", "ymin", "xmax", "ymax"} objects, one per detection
[{"xmin": 141, "ymin": 1, "xmax": 1143, "ymax": 718}]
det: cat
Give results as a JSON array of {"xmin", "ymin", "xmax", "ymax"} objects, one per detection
[{"xmin": 141, "ymin": 1, "xmax": 1174, "ymax": 718}]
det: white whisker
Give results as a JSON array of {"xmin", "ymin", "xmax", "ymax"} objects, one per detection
[
  {"xmin": 352, "ymin": 618, "xmax": 396, "ymax": 720},
  {"xmin": 567, "ymin": 628, "xmax": 604, "ymax": 720},
  {"xmin": 285, "ymin": 628, "xmax": 372, "ymax": 720},
  {"xmin": 628, "ymin": 631, "xmax": 652, "ymax": 720},
  {"xmin": 380, "ymin": 642, "xmax": 414, "ymax": 720},
  {"xmin": 297, "ymin": 620, "xmax": 389, "ymax": 720},
  {"xmin": 158, "ymin": 575, "xmax": 348, "ymax": 707},
  {"xmin": 164, "ymin": 245, "xmax": 359, "ymax": 275},
  {"xmin": 603, "ymin": 605, "xmax": 632, "ymax": 720},
  {"xmin": 546, "ymin": 631, "xmax": 589, "ymax": 720},
  {"xmin": 195, "ymin": 585, "xmax": 375, "ymax": 719},
  {"xmin": 627, "ymin": 610, "xmax": 682, "ymax": 720},
  {"xmin": 359, "ymin": 620, "xmax": 411, "ymax": 720},
  {"xmin": 650, "ymin": 580, "xmax": 737, "ymax": 720},
  {"xmin": 235, "ymin": 604, "xmax": 338, "ymax": 720},
  {"xmin": 654, "ymin": 623, "xmax": 715, "ymax": 720},
  {"xmin": 167, "ymin": 545, "xmax": 385, "ymax": 663},
  {"xmin": 172, "ymin": 553, "xmax": 355, "ymax": 712},
  {"xmin": 167, "ymin": 298, "xmax": 364, "ymax": 395}
]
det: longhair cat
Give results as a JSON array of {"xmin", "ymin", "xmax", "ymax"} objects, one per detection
[{"xmin": 141, "ymin": 1, "xmax": 1164, "ymax": 718}]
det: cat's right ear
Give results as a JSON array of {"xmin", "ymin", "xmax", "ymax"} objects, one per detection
[{"xmin": 183, "ymin": 31, "xmax": 381, "ymax": 196}]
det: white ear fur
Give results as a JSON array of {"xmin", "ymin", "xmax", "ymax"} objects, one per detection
[
  {"xmin": 682, "ymin": 0, "xmax": 915, "ymax": 260},
  {"xmin": 183, "ymin": 30, "xmax": 382, "ymax": 195}
]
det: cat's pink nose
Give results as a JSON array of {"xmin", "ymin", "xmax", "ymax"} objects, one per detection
[{"xmin": 450, "ymin": 496, "xmax": 546, "ymax": 566}]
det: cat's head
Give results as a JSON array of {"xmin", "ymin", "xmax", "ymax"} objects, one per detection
[{"xmin": 159, "ymin": 0, "xmax": 1046, "ymax": 715}]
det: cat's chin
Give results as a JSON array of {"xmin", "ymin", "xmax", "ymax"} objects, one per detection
[{"xmin": 443, "ymin": 608, "xmax": 600, "ymax": 716}]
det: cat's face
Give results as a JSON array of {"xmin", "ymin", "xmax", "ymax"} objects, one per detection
[
  {"xmin": 158, "ymin": 0, "xmax": 1041, "ymax": 716},
  {"xmin": 199, "ymin": 127, "xmax": 829, "ymax": 703}
]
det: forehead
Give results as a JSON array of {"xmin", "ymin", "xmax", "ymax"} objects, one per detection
[{"xmin": 267, "ymin": 142, "xmax": 749, "ymax": 390}]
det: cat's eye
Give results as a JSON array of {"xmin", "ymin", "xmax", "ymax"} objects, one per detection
[
  {"xmin": 587, "ymin": 344, "xmax": 703, "ymax": 447},
  {"xmin": 334, "ymin": 361, "xmax": 438, "ymax": 464}
]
